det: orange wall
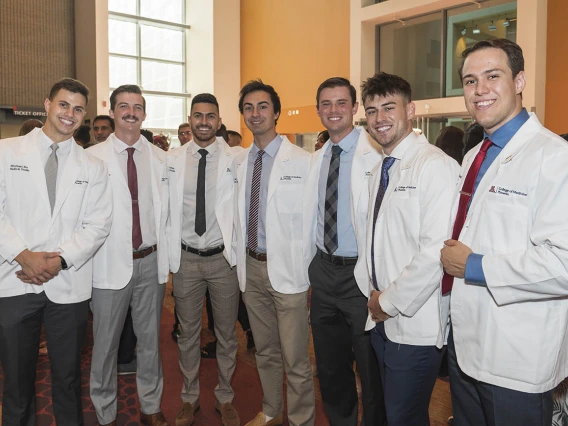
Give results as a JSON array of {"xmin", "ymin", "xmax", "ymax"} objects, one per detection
[
  {"xmin": 544, "ymin": 0, "xmax": 568, "ymax": 134},
  {"xmin": 240, "ymin": 0, "xmax": 350, "ymax": 146}
]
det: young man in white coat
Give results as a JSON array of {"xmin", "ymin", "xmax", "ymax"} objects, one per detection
[
  {"xmin": 441, "ymin": 38, "xmax": 568, "ymax": 425},
  {"xmin": 0, "ymin": 78, "xmax": 112, "ymax": 426},
  {"xmin": 362, "ymin": 72, "xmax": 459, "ymax": 426},
  {"xmin": 167, "ymin": 93, "xmax": 240, "ymax": 426},
  {"xmin": 303, "ymin": 77, "xmax": 385, "ymax": 426},
  {"xmin": 88, "ymin": 84, "xmax": 170, "ymax": 426},
  {"xmin": 232, "ymin": 80, "xmax": 315, "ymax": 426}
]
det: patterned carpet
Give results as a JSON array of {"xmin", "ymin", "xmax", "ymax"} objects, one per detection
[{"xmin": 0, "ymin": 279, "xmax": 453, "ymax": 425}]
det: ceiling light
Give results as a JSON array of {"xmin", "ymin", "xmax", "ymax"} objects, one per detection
[
  {"xmin": 461, "ymin": 27, "xmax": 467, "ymax": 35},
  {"xmin": 473, "ymin": 25, "xmax": 480, "ymax": 34},
  {"xmin": 489, "ymin": 22, "xmax": 496, "ymax": 31},
  {"xmin": 503, "ymin": 18, "xmax": 510, "ymax": 27}
]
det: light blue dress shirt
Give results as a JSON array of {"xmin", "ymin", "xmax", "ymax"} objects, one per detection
[
  {"xmin": 316, "ymin": 127, "xmax": 360, "ymax": 257},
  {"xmin": 245, "ymin": 134, "xmax": 283, "ymax": 253},
  {"xmin": 465, "ymin": 108, "xmax": 530, "ymax": 285}
]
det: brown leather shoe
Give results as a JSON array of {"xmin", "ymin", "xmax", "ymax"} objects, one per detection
[
  {"xmin": 140, "ymin": 411, "xmax": 170, "ymax": 426},
  {"xmin": 175, "ymin": 401, "xmax": 200, "ymax": 426},
  {"xmin": 244, "ymin": 412, "xmax": 283, "ymax": 426},
  {"xmin": 215, "ymin": 400, "xmax": 240, "ymax": 426}
]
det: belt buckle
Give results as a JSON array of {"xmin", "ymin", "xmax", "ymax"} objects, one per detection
[{"xmin": 198, "ymin": 249, "xmax": 207, "ymax": 256}]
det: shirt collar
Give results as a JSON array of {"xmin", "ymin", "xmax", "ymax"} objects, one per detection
[
  {"xmin": 39, "ymin": 129, "xmax": 73, "ymax": 153},
  {"xmin": 189, "ymin": 139, "xmax": 218, "ymax": 157},
  {"xmin": 485, "ymin": 108, "xmax": 530, "ymax": 149},
  {"xmin": 113, "ymin": 134, "xmax": 146, "ymax": 154},
  {"xmin": 387, "ymin": 130, "xmax": 416, "ymax": 160},
  {"xmin": 250, "ymin": 134, "xmax": 282, "ymax": 158},
  {"xmin": 325, "ymin": 127, "xmax": 359, "ymax": 156}
]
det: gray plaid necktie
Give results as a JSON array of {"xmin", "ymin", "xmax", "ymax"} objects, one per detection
[
  {"xmin": 324, "ymin": 144, "xmax": 342, "ymax": 254},
  {"xmin": 45, "ymin": 143, "xmax": 59, "ymax": 214},
  {"xmin": 247, "ymin": 150, "xmax": 265, "ymax": 251}
]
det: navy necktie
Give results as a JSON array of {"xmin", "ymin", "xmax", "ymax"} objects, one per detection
[
  {"xmin": 195, "ymin": 149, "xmax": 208, "ymax": 237},
  {"xmin": 371, "ymin": 157, "xmax": 396, "ymax": 290}
]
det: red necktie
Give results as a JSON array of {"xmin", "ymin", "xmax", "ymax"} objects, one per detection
[
  {"xmin": 127, "ymin": 148, "xmax": 143, "ymax": 250},
  {"xmin": 441, "ymin": 138, "xmax": 493, "ymax": 295}
]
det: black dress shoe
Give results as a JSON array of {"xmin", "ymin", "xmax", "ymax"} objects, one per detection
[
  {"xmin": 246, "ymin": 329, "xmax": 255, "ymax": 350},
  {"xmin": 200, "ymin": 340, "xmax": 217, "ymax": 358}
]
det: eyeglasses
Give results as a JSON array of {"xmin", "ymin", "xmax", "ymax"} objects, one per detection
[{"xmin": 179, "ymin": 131, "xmax": 192, "ymax": 136}]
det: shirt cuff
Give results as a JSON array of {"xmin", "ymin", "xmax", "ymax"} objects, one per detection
[
  {"xmin": 378, "ymin": 291, "xmax": 399, "ymax": 317},
  {"xmin": 464, "ymin": 253, "xmax": 487, "ymax": 287}
]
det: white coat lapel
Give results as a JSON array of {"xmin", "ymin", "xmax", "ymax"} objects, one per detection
[
  {"xmin": 267, "ymin": 137, "xmax": 291, "ymax": 204},
  {"xmin": 175, "ymin": 144, "xmax": 189, "ymax": 210},
  {"xmin": 51, "ymin": 141, "xmax": 82, "ymax": 220},
  {"xmin": 148, "ymin": 143, "xmax": 164, "ymax": 236},
  {"xmin": 236, "ymin": 150, "xmax": 250, "ymax": 236},
  {"xmin": 20, "ymin": 130, "xmax": 51, "ymax": 212},
  {"xmin": 350, "ymin": 130, "xmax": 373, "ymax": 225},
  {"xmin": 107, "ymin": 140, "xmax": 130, "ymax": 193}
]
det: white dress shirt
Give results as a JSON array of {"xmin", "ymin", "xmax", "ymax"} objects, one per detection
[
  {"xmin": 113, "ymin": 136, "xmax": 157, "ymax": 250},
  {"xmin": 181, "ymin": 140, "xmax": 223, "ymax": 249}
]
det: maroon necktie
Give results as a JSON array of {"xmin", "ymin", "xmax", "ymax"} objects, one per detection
[
  {"xmin": 127, "ymin": 148, "xmax": 143, "ymax": 250},
  {"xmin": 441, "ymin": 138, "xmax": 493, "ymax": 295}
]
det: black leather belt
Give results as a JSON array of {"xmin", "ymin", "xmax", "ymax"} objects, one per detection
[
  {"xmin": 181, "ymin": 242, "xmax": 224, "ymax": 257},
  {"xmin": 246, "ymin": 248, "xmax": 267, "ymax": 262},
  {"xmin": 133, "ymin": 244, "xmax": 157, "ymax": 260},
  {"xmin": 317, "ymin": 248, "xmax": 358, "ymax": 266}
]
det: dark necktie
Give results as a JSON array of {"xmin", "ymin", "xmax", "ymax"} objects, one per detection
[
  {"xmin": 45, "ymin": 143, "xmax": 59, "ymax": 214},
  {"xmin": 324, "ymin": 144, "xmax": 343, "ymax": 254},
  {"xmin": 441, "ymin": 138, "xmax": 493, "ymax": 295},
  {"xmin": 195, "ymin": 148, "xmax": 208, "ymax": 237},
  {"xmin": 371, "ymin": 157, "xmax": 396, "ymax": 290},
  {"xmin": 127, "ymin": 148, "xmax": 143, "ymax": 250},
  {"xmin": 247, "ymin": 150, "xmax": 265, "ymax": 251}
]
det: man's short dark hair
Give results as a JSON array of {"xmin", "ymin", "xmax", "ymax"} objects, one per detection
[
  {"xmin": 238, "ymin": 80, "xmax": 281, "ymax": 125},
  {"xmin": 316, "ymin": 77, "xmax": 357, "ymax": 108},
  {"xmin": 110, "ymin": 84, "xmax": 146, "ymax": 112},
  {"xmin": 93, "ymin": 115, "xmax": 115, "ymax": 130},
  {"xmin": 140, "ymin": 129, "xmax": 154, "ymax": 142},
  {"xmin": 191, "ymin": 93, "xmax": 219, "ymax": 111},
  {"xmin": 48, "ymin": 78, "xmax": 89, "ymax": 104},
  {"xmin": 361, "ymin": 72, "xmax": 412, "ymax": 105},
  {"xmin": 178, "ymin": 123, "xmax": 190, "ymax": 130},
  {"xmin": 74, "ymin": 125, "xmax": 92, "ymax": 145},
  {"xmin": 227, "ymin": 130, "xmax": 241, "ymax": 138},
  {"xmin": 458, "ymin": 38, "xmax": 524, "ymax": 81}
]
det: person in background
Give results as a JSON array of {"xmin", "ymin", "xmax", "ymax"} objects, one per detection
[
  {"xmin": 178, "ymin": 123, "xmax": 193, "ymax": 146},
  {"xmin": 314, "ymin": 130, "xmax": 329, "ymax": 151},
  {"xmin": 93, "ymin": 115, "xmax": 115, "ymax": 144},
  {"xmin": 434, "ymin": 125, "xmax": 464, "ymax": 165},
  {"xmin": 141, "ymin": 129, "xmax": 154, "ymax": 143},
  {"xmin": 227, "ymin": 130, "xmax": 243, "ymax": 148},
  {"xmin": 74, "ymin": 124, "xmax": 93, "ymax": 148},
  {"xmin": 462, "ymin": 122, "xmax": 484, "ymax": 157},
  {"xmin": 18, "ymin": 118, "xmax": 43, "ymax": 136}
]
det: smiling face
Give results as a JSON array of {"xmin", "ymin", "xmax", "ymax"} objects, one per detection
[
  {"xmin": 109, "ymin": 92, "xmax": 146, "ymax": 136},
  {"xmin": 461, "ymin": 47, "xmax": 525, "ymax": 135},
  {"xmin": 317, "ymin": 86, "xmax": 358, "ymax": 143},
  {"xmin": 364, "ymin": 93, "xmax": 414, "ymax": 155},
  {"xmin": 43, "ymin": 89, "xmax": 87, "ymax": 143},
  {"xmin": 242, "ymin": 90, "xmax": 279, "ymax": 139},
  {"xmin": 189, "ymin": 102, "xmax": 221, "ymax": 147}
]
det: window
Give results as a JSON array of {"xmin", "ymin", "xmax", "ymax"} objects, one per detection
[{"xmin": 108, "ymin": 0, "xmax": 190, "ymax": 136}]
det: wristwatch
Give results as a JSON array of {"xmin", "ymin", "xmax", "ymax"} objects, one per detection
[{"xmin": 59, "ymin": 256, "xmax": 69, "ymax": 270}]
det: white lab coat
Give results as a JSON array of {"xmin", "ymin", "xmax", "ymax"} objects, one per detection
[
  {"xmin": 232, "ymin": 136, "xmax": 312, "ymax": 293},
  {"xmin": 363, "ymin": 132, "xmax": 460, "ymax": 348},
  {"xmin": 0, "ymin": 128, "xmax": 112, "ymax": 303},
  {"xmin": 88, "ymin": 134, "xmax": 170, "ymax": 288},
  {"xmin": 167, "ymin": 137, "xmax": 240, "ymax": 270},
  {"xmin": 303, "ymin": 127, "xmax": 382, "ymax": 297},
  {"xmin": 451, "ymin": 113, "xmax": 568, "ymax": 393}
]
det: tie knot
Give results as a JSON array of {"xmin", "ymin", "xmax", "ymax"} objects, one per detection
[
  {"xmin": 331, "ymin": 144, "xmax": 342, "ymax": 156},
  {"xmin": 126, "ymin": 147, "xmax": 135, "ymax": 158},
  {"xmin": 480, "ymin": 138, "xmax": 493, "ymax": 153},
  {"xmin": 50, "ymin": 143, "xmax": 59, "ymax": 153},
  {"xmin": 257, "ymin": 150, "xmax": 265, "ymax": 159},
  {"xmin": 198, "ymin": 148, "xmax": 208, "ymax": 158},
  {"xmin": 382, "ymin": 156, "xmax": 396, "ymax": 172}
]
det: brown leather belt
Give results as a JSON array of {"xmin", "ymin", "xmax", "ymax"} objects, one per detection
[
  {"xmin": 317, "ymin": 248, "xmax": 358, "ymax": 266},
  {"xmin": 246, "ymin": 248, "xmax": 267, "ymax": 262},
  {"xmin": 133, "ymin": 244, "xmax": 157, "ymax": 260},
  {"xmin": 181, "ymin": 242, "xmax": 224, "ymax": 257}
]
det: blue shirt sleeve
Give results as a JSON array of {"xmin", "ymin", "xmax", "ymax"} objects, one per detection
[{"xmin": 464, "ymin": 253, "xmax": 487, "ymax": 286}]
